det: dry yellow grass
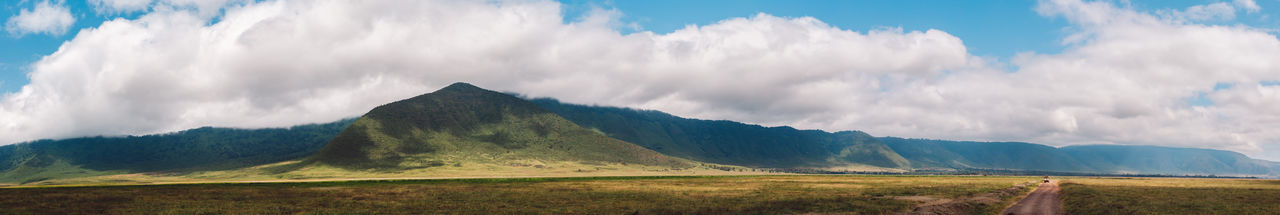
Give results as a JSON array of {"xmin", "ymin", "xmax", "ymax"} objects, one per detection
[
  {"xmin": 1063, "ymin": 177, "xmax": 1278, "ymax": 189},
  {"xmin": 1060, "ymin": 177, "xmax": 1280, "ymax": 214},
  {"xmin": 5, "ymin": 159, "xmax": 769, "ymax": 187},
  {"xmin": 0, "ymin": 175, "xmax": 1037, "ymax": 214}
]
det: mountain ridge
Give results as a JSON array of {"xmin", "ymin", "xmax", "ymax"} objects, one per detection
[
  {"xmin": 3, "ymin": 82, "xmax": 1277, "ymax": 185},
  {"xmin": 0, "ymin": 119, "xmax": 355, "ymax": 184}
]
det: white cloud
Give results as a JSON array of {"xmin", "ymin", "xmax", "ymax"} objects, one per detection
[
  {"xmin": 5, "ymin": 1, "xmax": 76, "ymax": 36},
  {"xmin": 1156, "ymin": 2, "xmax": 1241, "ymax": 22},
  {"xmin": 90, "ymin": 0, "xmax": 248, "ymax": 17},
  {"xmin": 1234, "ymin": 0, "xmax": 1261, "ymax": 13},
  {"xmin": 89, "ymin": 0, "xmax": 153, "ymax": 14},
  {"xmin": 2, "ymin": 0, "xmax": 1280, "ymax": 161},
  {"xmin": 0, "ymin": 0, "xmax": 976, "ymax": 146},
  {"xmin": 1178, "ymin": 2, "xmax": 1237, "ymax": 21},
  {"xmin": 1147, "ymin": 0, "xmax": 1265, "ymax": 23},
  {"xmin": 949, "ymin": 0, "xmax": 1280, "ymax": 158}
]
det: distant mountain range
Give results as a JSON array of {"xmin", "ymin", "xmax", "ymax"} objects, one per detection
[
  {"xmin": 1, "ymin": 82, "xmax": 1275, "ymax": 184},
  {"xmin": 880, "ymin": 138, "xmax": 1278, "ymax": 175}
]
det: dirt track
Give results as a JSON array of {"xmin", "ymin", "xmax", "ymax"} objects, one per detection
[{"xmin": 1001, "ymin": 180, "xmax": 1065, "ymax": 215}]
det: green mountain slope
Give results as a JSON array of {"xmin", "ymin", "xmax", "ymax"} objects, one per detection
[
  {"xmin": 307, "ymin": 83, "xmax": 694, "ymax": 171},
  {"xmin": 530, "ymin": 98, "xmax": 908, "ymax": 170},
  {"xmin": 881, "ymin": 137, "xmax": 1279, "ymax": 176},
  {"xmin": 0, "ymin": 119, "xmax": 354, "ymax": 183}
]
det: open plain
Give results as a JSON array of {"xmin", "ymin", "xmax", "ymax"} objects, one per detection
[
  {"xmin": 1, "ymin": 175, "xmax": 1038, "ymax": 214},
  {"xmin": 1060, "ymin": 177, "xmax": 1280, "ymax": 214}
]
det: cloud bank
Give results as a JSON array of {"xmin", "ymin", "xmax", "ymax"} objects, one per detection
[
  {"xmin": 5, "ymin": 1, "xmax": 76, "ymax": 36},
  {"xmin": 2, "ymin": 0, "xmax": 1279, "ymax": 160}
]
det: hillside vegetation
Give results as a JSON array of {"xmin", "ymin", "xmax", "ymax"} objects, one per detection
[
  {"xmin": 531, "ymin": 98, "xmax": 908, "ymax": 170},
  {"xmin": 306, "ymin": 83, "xmax": 695, "ymax": 173},
  {"xmin": 0, "ymin": 120, "xmax": 354, "ymax": 184}
]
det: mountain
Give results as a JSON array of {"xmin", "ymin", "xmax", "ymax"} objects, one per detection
[
  {"xmin": 530, "ymin": 98, "xmax": 908, "ymax": 170},
  {"xmin": 4, "ymin": 82, "xmax": 1276, "ymax": 185},
  {"xmin": 881, "ymin": 137, "xmax": 1279, "ymax": 176},
  {"xmin": 0, "ymin": 119, "xmax": 354, "ymax": 184},
  {"xmin": 307, "ymin": 83, "xmax": 694, "ymax": 171}
]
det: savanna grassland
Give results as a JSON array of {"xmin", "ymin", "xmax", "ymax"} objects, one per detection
[
  {"xmin": 0, "ymin": 175, "xmax": 1037, "ymax": 214},
  {"xmin": 1060, "ymin": 177, "xmax": 1280, "ymax": 214}
]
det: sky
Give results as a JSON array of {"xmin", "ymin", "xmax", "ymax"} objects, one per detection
[{"xmin": 2, "ymin": 0, "xmax": 1280, "ymax": 160}]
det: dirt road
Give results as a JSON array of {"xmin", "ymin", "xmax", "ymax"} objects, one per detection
[{"xmin": 1001, "ymin": 180, "xmax": 1065, "ymax": 215}]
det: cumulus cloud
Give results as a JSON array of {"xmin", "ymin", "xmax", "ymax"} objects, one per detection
[
  {"xmin": 0, "ymin": 0, "xmax": 977, "ymax": 145},
  {"xmin": 949, "ymin": 0, "xmax": 1280, "ymax": 156},
  {"xmin": 5, "ymin": 1, "xmax": 76, "ymax": 36},
  {"xmin": 2, "ymin": 0, "xmax": 1280, "ymax": 160}
]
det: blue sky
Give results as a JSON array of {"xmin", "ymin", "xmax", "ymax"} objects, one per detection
[{"xmin": 3, "ymin": 0, "xmax": 1278, "ymax": 94}]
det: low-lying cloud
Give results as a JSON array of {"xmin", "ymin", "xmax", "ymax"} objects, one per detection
[{"xmin": 2, "ymin": 0, "xmax": 1279, "ymax": 160}]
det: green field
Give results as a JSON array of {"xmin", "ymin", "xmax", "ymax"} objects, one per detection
[
  {"xmin": 1061, "ymin": 177, "xmax": 1280, "ymax": 214},
  {"xmin": 0, "ymin": 175, "xmax": 1036, "ymax": 214}
]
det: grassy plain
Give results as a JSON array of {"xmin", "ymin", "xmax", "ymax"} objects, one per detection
[
  {"xmin": 7, "ymin": 159, "xmax": 760, "ymax": 186},
  {"xmin": 0, "ymin": 175, "xmax": 1037, "ymax": 214},
  {"xmin": 1061, "ymin": 177, "xmax": 1280, "ymax": 214}
]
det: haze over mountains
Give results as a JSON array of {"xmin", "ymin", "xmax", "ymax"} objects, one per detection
[
  {"xmin": 881, "ymin": 138, "xmax": 1278, "ymax": 175},
  {"xmin": 1, "ymin": 83, "xmax": 1276, "ymax": 184}
]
